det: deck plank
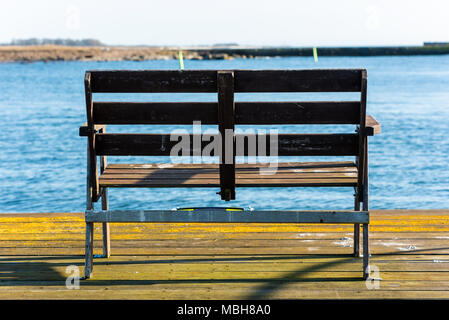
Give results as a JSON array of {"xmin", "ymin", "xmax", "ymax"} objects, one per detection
[{"xmin": 0, "ymin": 210, "xmax": 449, "ymax": 299}]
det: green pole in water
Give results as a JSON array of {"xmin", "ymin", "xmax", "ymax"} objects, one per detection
[
  {"xmin": 178, "ymin": 51, "xmax": 184, "ymax": 70},
  {"xmin": 313, "ymin": 47, "xmax": 318, "ymax": 63}
]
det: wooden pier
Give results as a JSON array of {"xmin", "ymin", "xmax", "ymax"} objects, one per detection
[{"xmin": 1, "ymin": 209, "xmax": 449, "ymax": 299}]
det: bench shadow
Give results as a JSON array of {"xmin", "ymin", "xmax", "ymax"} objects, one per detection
[
  {"xmin": 0, "ymin": 254, "xmax": 361, "ymax": 298},
  {"xmin": 4, "ymin": 246, "xmax": 449, "ymax": 298},
  {"xmin": 0, "ymin": 255, "xmax": 78, "ymax": 284}
]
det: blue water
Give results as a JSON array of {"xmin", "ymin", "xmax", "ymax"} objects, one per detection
[{"xmin": 1, "ymin": 56, "xmax": 449, "ymax": 212}]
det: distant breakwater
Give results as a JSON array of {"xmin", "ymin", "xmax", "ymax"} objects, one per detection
[
  {"xmin": 1, "ymin": 45, "xmax": 448, "ymax": 63},
  {"xmin": 191, "ymin": 45, "xmax": 449, "ymax": 58}
]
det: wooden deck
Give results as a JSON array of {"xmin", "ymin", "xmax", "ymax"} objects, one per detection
[{"xmin": 1, "ymin": 210, "xmax": 449, "ymax": 299}]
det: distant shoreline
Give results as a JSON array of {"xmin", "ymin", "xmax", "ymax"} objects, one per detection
[{"xmin": 1, "ymin": 44, "xmax": 449, "ymax": 63}]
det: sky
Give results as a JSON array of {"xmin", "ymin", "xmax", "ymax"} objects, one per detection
[{"xmin": 1, "ymin": 0, "xmax": 449, "ymax": 46}]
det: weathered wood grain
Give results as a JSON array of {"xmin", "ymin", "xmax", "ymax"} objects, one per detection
[
  {"xmin": 89, "ymin": 69, "xmax": 363, "ymax": 93},
  {"xmin": 1, "ymin": 210, "xmax": 449, "ymax": 299},
  {"xmin": 94, "ymin": 133, "xmax": 358, "ymax": 156},
  {"xmin": 217, "ymin": 71, "xmax": 235, "ymax": 200},
  {"xmin": 85, "ymin": 210, "xmax": 369, "ymax": 224},
  {"xmin": 91, "ymin": 101, "xmax": 361, "ymax": 125},
  {"xmin": 98, "ymin": 162, "xmax": 358, "ymax": 188}
]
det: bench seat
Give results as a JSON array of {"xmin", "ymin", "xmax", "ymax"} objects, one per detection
[{"xmin": 99, "ymin": 161, "xmax": 358, "ymax": 188}]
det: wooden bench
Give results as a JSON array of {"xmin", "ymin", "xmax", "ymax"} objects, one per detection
[{"xmin": 79, "ymin": 69, "xmax": 380, "ymax": 279}]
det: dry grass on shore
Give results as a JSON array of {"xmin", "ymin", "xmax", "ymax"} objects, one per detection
[{"xmin": 0, "ymin": 45, "xmax": 236, "ymax": 62}]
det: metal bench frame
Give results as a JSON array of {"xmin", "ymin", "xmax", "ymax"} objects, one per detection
[{"xmin": 79, "ymin": 69, "xmax": 380, "ymax": 279}]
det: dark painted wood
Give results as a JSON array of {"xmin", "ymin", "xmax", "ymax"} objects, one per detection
[
  {"xmin": 95, "ymin": 133, "xmax": 358, "ymax": 156},
  {"xmin": 106, "ymin": 161, "xmax": 356, "ymax": 169},
  {"xmin": 276, "ymin": 134, "xmax": 358, "ymax": 156},
  {"xmin": 236, "ymin": 101, "xmax": 360, "ymax": 124},
  {"xmin": 234, "ymin": 69, "xmax": 362, "ymax": 92},
  {"xmin": 93, "ymin": 102, "xmax": 218, "ymax": 124},
  {"xmin": 84, "ymin": 73, "xmax": 99, "ymax": 202},
  {"xmin": 95, "ymin": 133, "xmax": 217, "ymax": 156},
  {"xmin": 357, "ymin": 70, "xmax": 368, "ymax": 202},
  {"xmin": 217, "ymin": 71, "xmax": 235, "ymax": 200},
  {"xmin": 92, "ymin": 101, "xmax": 360, "ymax": 125},
  {"xmin": 90, "ymin": 70, "xmax": 218, "ymax": 93},
  {"xmin": 89, "ymin": 69, "xmax": 363, "ymax": 93}
]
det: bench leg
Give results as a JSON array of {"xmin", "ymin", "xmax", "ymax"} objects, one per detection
[
  {"xmin": 353, "ymin": 197, "xmax": 360, "ymax": 257},
  {"xmin": 102, "ymin": 223, "xmax": 110, "ymax": 258},
  {"xmin": 354, "ymin": 224, "xmax": 360, "ymax": 257},
  {"xmin": 362, "ymin": 174, "xmax": 369, "ymax": 278},
  {"xmin": 101, "ymin": 188, "xmax": 110, "ymax": 258},
  {"xmin": 363, "ymin": 223, "xmax": 369, "ymax": 279},
  {"xmin": 85, "ymin": 222, "xmax": 94, "ymax": 278}
]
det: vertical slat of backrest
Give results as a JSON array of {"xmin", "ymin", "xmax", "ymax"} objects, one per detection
[
  {"xmin": 357, "ymin": 70, "xmax": 368, "ymax": 202},
  {"xmin": 84, "ymin": 72, "xmax": 99, "ymax": 203},
  {"xmin": 217, "ymin": 71, "xmax": 235, "ymax": 201}
]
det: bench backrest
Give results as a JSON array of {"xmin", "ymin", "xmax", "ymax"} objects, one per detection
[{"xmin": 84, "ymin": 69, "xmax": 367, "ymax": 200}]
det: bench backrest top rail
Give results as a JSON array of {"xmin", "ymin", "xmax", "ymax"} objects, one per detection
[{"xmin": 88, "ymin": 69, "xmax": 364, "ymax": 93}]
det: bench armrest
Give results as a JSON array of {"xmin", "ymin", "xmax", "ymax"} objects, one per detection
[
  {"xmin": 79, "ymin": 122, "xmax": 106, "ymax": 136},
  {"xmin": 365, "ymin": 115, "xmax": 381, "ymax": 136},
  {"xmin": 79, "ymin": 118, "xmax": 381, "ymax": 136}
]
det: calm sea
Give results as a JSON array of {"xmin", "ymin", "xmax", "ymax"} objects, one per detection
[{"xmin": 1, "ymin": 56, "xmax": 449, "ymax": 212}]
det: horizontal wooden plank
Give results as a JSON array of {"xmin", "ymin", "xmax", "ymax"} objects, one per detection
[
  {"xmin": 90, "ymin": 70, "xmax": 218, "ymax": 93},
  {"xmin": 234, "ymin": 69, "xmax": 363, "ymax": 92},
  {"xmin": 99, "ymin": 162, "xmax": 357, "ymax": 188},
  {"xmin": 92, "ymin": 101, "xmax": 360, "ymax": 125},
  {"xmin": 4, "ymin": 222, "xmax": 449, "ymax": 234},
  {"xmin": 95, "ymin": 133, "xmax": 215, "ymax": 156},
  {"xmin": 4, "ymin": 254, "xmax": 448, "ymax": 263},
  {"xmin": 2, "ymin": 288, "xmax": 449, "ymax": 300},
  {"xmin": 106, "ymin": 161, "xmax": 357, "ymax": 170},
  {"xmin": 3, "ymin": 245, "xmax": 449, "ymax": 256},
  {"xmin": 236, "ymin": 101, "xmax": 360, "ymax": 124},
  {"xmin": 100, "ymin": 178, "xmax": 219, "ymax": 188},
  {"xmin": 2, "ymin": 231, "xmax": 449, "ymax": 241},
  {"xmin": 5, "ymin": 256, "xmax": 449, "ymax": 273},
  {"xmin": 104, "ymin": 167, "xmax": 357, "ymax": 174},
  {"xmin": 93, "ymin": 102, "xmax": 217, "ymax": 124},
  {"xmin": 273, "ymin": 133, "xmax": 358, "ymax": 156},
  {"xmin": 95, "ymin": 133, "xmax": 358, "ymax": 156},
  {"xmin": 99, "ymin": 178, "xmax": 357, "ymax": 188},
  {"xmin": 100, "ymin": 172, "xmax": 357, "ymax": 179},
  {"xmin": 86, "ymin": 210, "xmax": 369, "ymax": 224},
  {"xmin": 89, "ymin": 69, "xmax": 363, "ymax": 93}
]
